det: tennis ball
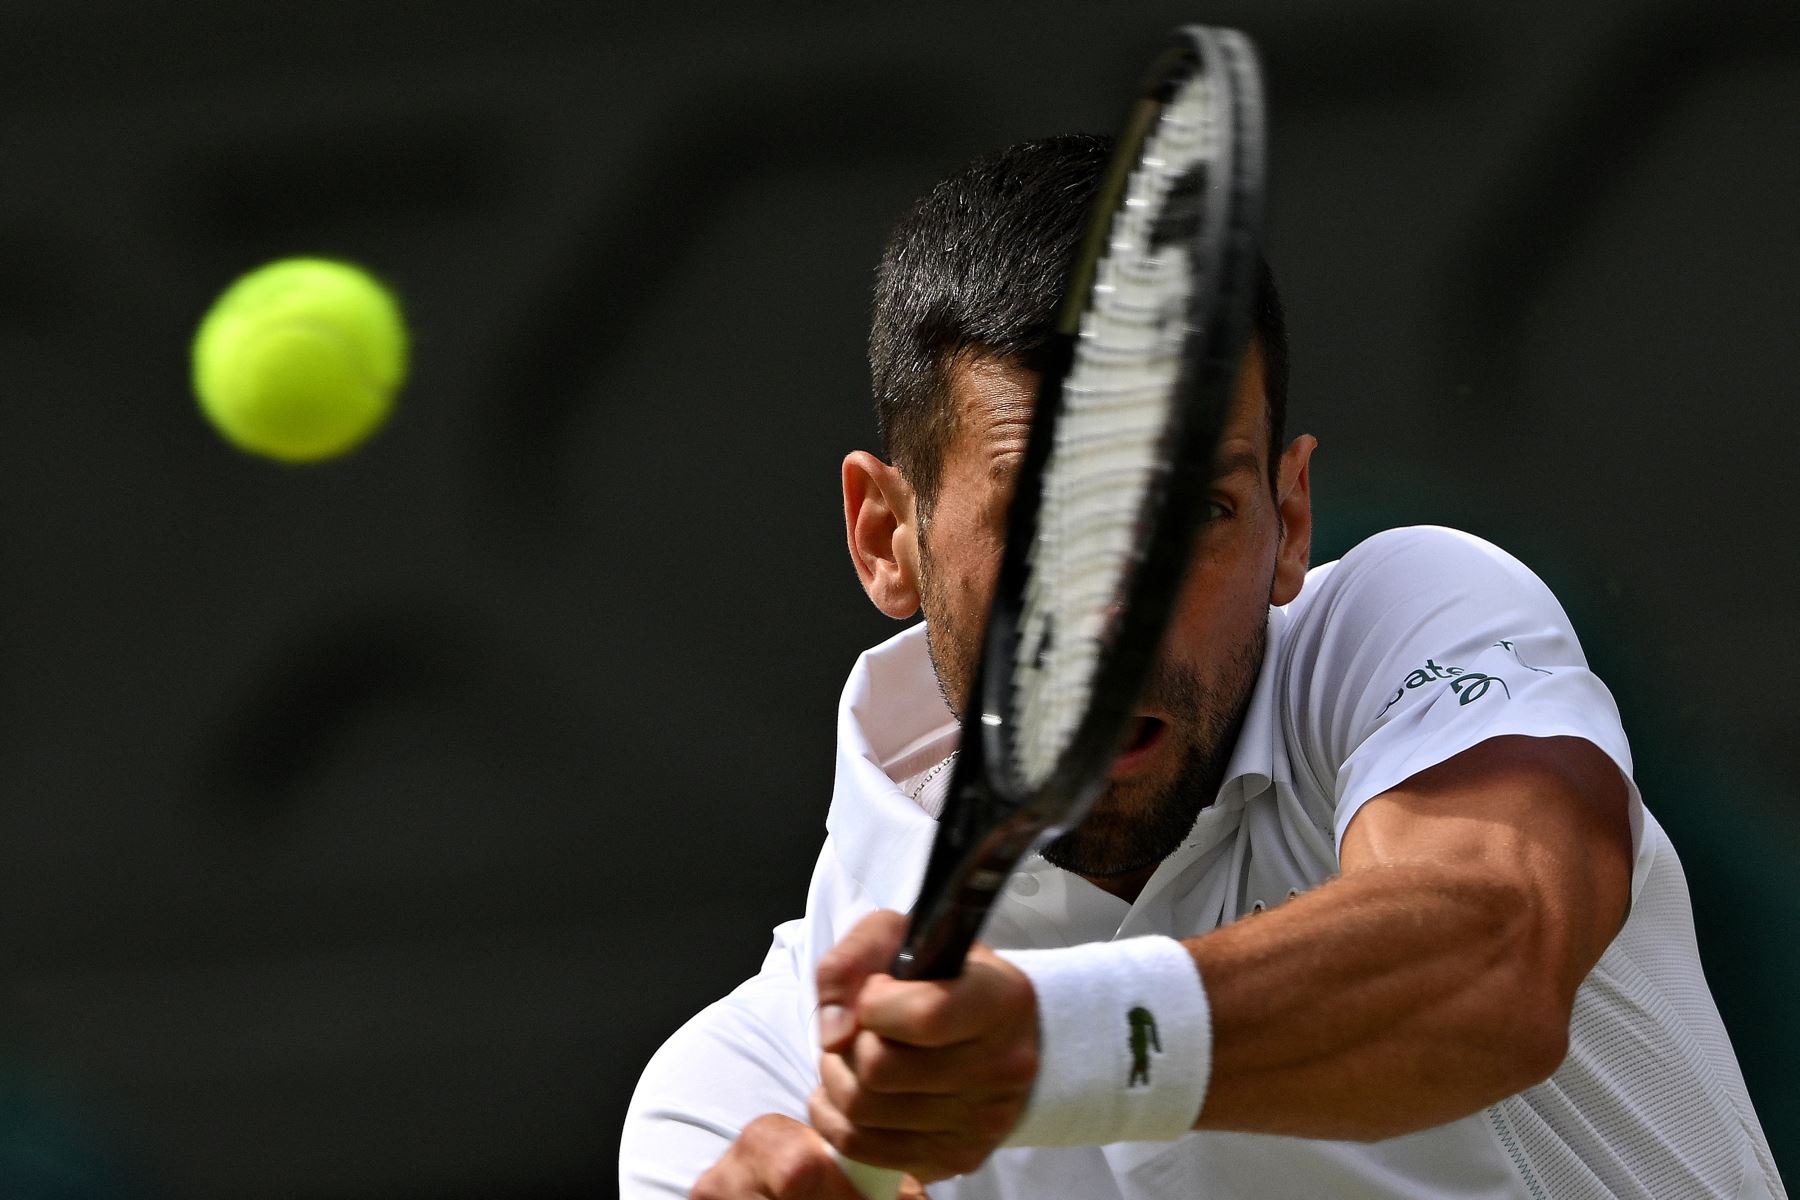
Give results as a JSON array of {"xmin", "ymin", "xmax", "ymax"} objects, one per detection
[{"xmin": 192, "ymin": 257, "xmax": 408, "ymax": 463}]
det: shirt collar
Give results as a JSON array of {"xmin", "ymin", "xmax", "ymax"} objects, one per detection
[
  {"xmin": 827, "ymin": 623, "xmax": 955, "ymax": 911},
  {"xmin": 1216, "ymin": 603, "xmax": 1288, "ymax": 802}
]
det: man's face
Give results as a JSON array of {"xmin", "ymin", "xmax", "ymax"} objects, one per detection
[{"xmin": 914, "ymin": 349, "xmax": 1307, "ymax": 882}]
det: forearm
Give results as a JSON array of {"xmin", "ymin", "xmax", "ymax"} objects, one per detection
[
  {"xmin": 1191, "ymin": 861, "xmax": 1571, "ymax": 1140},
  {"xmin": 811, "ymin": 741, "xmax": 1631, "ymax": 1176}
]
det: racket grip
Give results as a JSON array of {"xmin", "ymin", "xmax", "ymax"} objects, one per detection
[{"xmin": 833, "ymin": 1150, "xmax": 905, "ymax": 1199}]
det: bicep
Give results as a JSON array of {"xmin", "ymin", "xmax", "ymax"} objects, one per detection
[{"xmin": 1339, "ymin": 734, "xmax": 1633, "ymax": 996}]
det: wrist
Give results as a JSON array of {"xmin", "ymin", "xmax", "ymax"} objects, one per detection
[{"xmin": 997, "ymin": 936, "xmax": 1212, "ymax": 1147}]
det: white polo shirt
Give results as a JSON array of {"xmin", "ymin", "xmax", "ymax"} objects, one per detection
[{"xmin": 620, "ymin": 526, "xmax": 1784, "ymax": 1200}]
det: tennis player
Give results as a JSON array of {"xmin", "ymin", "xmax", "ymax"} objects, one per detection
[{"xmin": 619, "ymin": 136, "xmax": 1784, "ymax": 1199}]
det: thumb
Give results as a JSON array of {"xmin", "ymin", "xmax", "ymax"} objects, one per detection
[{"xmin": 816, "ymin": 909, "xmax": 908, "ymax": 1051}]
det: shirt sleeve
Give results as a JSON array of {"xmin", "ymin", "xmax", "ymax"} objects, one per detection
[
  {"xmin": 1283, "ymin": 526, "xmax": 1641, "ymax": 855},
  {"xmin": 618, "ymin": 927, "xmax": 819, "ymax": 1199}
]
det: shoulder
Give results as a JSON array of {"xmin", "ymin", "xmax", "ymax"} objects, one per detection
[
  {"xmin": 621, "ymin": 843, "xmax": 892, "ymax": 1191},
  {"xmin": 1300, "ymin": 526, "xmax": 1552, "ymax": 610},
  {"xmin": 620, "ymin": 959, "xmax": 819, "ymax": 1197},
  {"xmin": 1284, "ymin": 526, "xmax": 1571, "ymax": 654},
  {"xmin": 1271, "ymin": 526, "xmax": 1599, "ymax": 768},
  {"xmin": 1267, "ymin": 526, "xmax": 1634, "ymax": 843},
  {"xmin": 633, "ymin": 967, "xmax": 817, "ymax": 1100}
]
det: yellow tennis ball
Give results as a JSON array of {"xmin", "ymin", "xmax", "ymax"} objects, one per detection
[{"xmin": 192, "ymin": 257, "xmax": 408, "ymax": 463}]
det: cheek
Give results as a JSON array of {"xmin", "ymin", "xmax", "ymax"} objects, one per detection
[
  {"xmin": 1191, "ymin": 496, "xmax": 1282, "ymax": 587},
  {"xmin": 1159, "ymin": 523, "xmax": 1277, "ymax": 660},
  {"xmin": 928, "ymin": 489, "xmax": 1010, "ymax": 610},
  {"xmin": 938, "ymin": 527, "xmax": 1005, "ymax": 622}
]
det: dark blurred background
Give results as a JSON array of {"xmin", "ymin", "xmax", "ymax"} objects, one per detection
[{"xmin": 0, "ymin": 0, "xmax": 1794, "ymax": 1195}]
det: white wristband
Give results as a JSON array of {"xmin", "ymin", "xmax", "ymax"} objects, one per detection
[{"xmin": 997, "ymin": 936, "xmax": 1211, "ymax": 1147}]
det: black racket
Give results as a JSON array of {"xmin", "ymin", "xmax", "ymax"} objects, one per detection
[{"xmin": 837, "ymin": 24, "xmax": 1266, "ymax": 1196}]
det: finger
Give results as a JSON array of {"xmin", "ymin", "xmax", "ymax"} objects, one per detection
[
  {"xmin": 690, "ymin": 1152, "xmax": 754, "ymax": 1200},
  {"xmin": 816, "ymin": 910, "xmax": 909, "ymax": 1050},
  {"xmin": 809, "ymin": 1089, "xmax": 996, "ymax": 1185},
  {"xmin": 821, "ymin": 1051, "xmax": 1016, "ymax": 1135},
  {"xmin": 858, "ymin": 954, "xmax": 1032, "ymax": 1048},
  {"xmin": 718, "ymin": 1113, "xmax": 869, "ymax": 1199},
  {"xmin": 849, "ymin": 1028, "xmax": 1037, "ymax": 1097},
  {"xmin": 820, "ymin": 1050, "xmax": 967, "ymax": 1129}
]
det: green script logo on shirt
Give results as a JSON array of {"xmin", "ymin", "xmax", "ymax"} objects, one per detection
[
  {"xmin": 1377, "ymin": 647, "xmax": 1525, "ymax": 718},
  {"xmin": 1374, "ymin": 641, "xmax": 1555, "ymax": 718}
]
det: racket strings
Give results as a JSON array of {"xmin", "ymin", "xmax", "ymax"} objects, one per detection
[{"xmin": 1012, "ymin": 70, "xmax": 1222, "ymax": 789}]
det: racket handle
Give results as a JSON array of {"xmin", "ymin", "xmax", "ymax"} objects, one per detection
[{"xmin": 833, "ymin": 1150, "xmax": 905, "ymax": 1199}]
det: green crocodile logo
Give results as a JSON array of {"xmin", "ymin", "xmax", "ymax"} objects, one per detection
[{"xmin": 1127, "ymin": 1006, "xmax": 1161, "ymax": 1087}]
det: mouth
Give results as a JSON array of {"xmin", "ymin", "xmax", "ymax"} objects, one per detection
[{"xmin": 1109, "ymin": 715, "xmax": 1168, "ymax": 778}]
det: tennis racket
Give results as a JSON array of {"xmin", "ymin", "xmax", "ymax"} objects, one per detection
[{"xmin": 835, "ymin": 24, "xmax": 1266, "ymax": 1197}]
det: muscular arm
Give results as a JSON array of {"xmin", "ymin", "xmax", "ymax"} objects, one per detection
[
  {"xmin": 813, "ymin": 734, "xmax": 1635, "ymax": 1178},
  {"xmin": 1194, "ymin": 733, "xmax": 1633, "ymax": 1139}
]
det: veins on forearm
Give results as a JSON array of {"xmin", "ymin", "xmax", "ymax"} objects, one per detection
[{"xmin": 1190, "ymin": 863, "xmax": 1563, "ymax": 1141}]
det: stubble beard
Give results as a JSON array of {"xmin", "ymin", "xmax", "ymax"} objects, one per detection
[
  {"xmin": 917, "ymin": 541, "xmax": 1268, "ymax": 881},
  {"xmin": 1038, "ymin": 626, "xmax": 1263, "ymax": 879},
  {"xmin": 916, "ymin": 526, "xmax": 979, "ymax": 723}
]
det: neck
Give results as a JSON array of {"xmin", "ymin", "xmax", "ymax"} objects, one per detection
[{"xmin": 1080, "ymin": 862, "xmax": 1159, "ymax": 905}]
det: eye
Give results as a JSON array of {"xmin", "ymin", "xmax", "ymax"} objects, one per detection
[{"xmin": 1204, "ymin": 498, "xmax": 1233, "ymax": 521}]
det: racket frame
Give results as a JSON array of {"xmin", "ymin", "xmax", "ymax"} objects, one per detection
[{"xmin": 892, "ymin": 25, "xmax": 1267, "ymax": 981}]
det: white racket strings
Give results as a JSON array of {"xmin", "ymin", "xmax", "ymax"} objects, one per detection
[{"xmin": 1011, "ymin": 71, "xmax": 1222, "ymax": 788}]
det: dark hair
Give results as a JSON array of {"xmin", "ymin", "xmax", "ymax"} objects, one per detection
[{"xmin": 869, "ymin": 134, "xmax": 1289, "ymax": 514}]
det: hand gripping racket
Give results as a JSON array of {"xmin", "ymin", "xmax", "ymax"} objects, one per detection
[{"xmin": 835, "ymin": 25, "xmax": 1267, "ymax": 1196}]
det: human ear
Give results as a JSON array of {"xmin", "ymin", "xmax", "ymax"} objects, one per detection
[
  {"xmin": 1270, "ymin": 435, "xmax": 1317, "ymax": 606},
  {"xmin": 842, "ymin": 450, "xmax": 923, "ymax": 619}
]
